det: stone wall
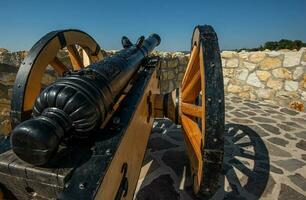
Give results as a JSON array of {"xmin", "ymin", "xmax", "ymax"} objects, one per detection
[
  {"xmin": 157, "ymin": 49, "xmax": 306, "ymax": 112},
  {"xmin": 0, "ymin": 48, "xmax": 306, "ymax": 135}
]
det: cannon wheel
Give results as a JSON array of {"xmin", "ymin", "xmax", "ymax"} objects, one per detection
[
  {"xmin": 180, "ymin": 25, "xmax": 225, "ymax": 197},
  {"xmin": 11, "ymin": 29, "xmax": 104, "ymax": 127}
]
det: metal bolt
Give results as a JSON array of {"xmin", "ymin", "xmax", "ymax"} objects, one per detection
[
  {"xmin": 79, "ymin": 182, "xmax": 87, "ymax": 190},
  {"xmin": 208, "ymin": 98, "xmax": 211, "ymax": 102},
  {"xmin": 112, "ymin": 117, "xmax": 120, "ymax": 125},
  {"xmin": 213, "ymin": 138, "xmax": 218, "ymax": 142},
  {"xmin": 211, "ymin": 62, "xmax": 215, "ymax": 67},
  {"xmin": 105, "ymin": 149, "xmax": 111, "ymax": 156},
  {"xmin": 218, "ymin": 99, "xmax": 222, "ymax": 103}
]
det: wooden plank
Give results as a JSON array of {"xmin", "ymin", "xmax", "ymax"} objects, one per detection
[
  {"xmin": 181, "ymin": 102, "xmax": 202, "ymax": 118},
  {"xmin": 67, "ymin": 45, "xmax": 83, "ymax": 70},
  {"xmin": 94, "ymin": 71, "xmax": 157, "ymax": 200}
]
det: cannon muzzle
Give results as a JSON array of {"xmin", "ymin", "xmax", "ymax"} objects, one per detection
[{"xmin": 11, "ymin": 33, "xmax": 161, "ymax": 165}]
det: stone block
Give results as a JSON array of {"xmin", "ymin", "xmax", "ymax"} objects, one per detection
[
  {"xmin": 227, "ymin": 84, "xmax": 242, "ymax": 93},
  {"xmin": 256, "ymin": 70, "xmax": 271, "ymax": 81},
  {"xmin": 284, "ymin": 80, "xmax": 299, "ymax": 91},
  {"xmin": 167, "ymin": 58, "xmax": 179, "ymax": 68},
  {"xmin": 292, "ymin": 66, "xmax": 305, "ymax": 80},
  {"xmin": 167, "ymin": 71, "xmax": 176, "ymax": 80},
  {"xmin": 0, "ymin": 72, "xmax": 16, "ymax": 85},
  {"xmin": 276, "ymin": 91, "xmax": 300, "ymax": 99},
  {"xmin": 221, "ymin": 51, "xmax": 237, "ymax": 59},
  {"xmin": 256, "ymin": 89, "xmax": 275, "ymax": 99},
  {"xmin": 267, "ymin": 78, "xmax": 283, "ymax": 90},
  {"xmin": 223, "ymin": 68, "xmax": 235, "ymax": 78},
  {"xmin": 302, "ymin": 91, "xmax": 306, "ymax": 101},
  {"xmin": 237, "ymin": 68, "xmax": 249, "ymax": 81},
  {"xmin": 0, "ymin": 119, "xmax": 11, "ymax": 136},
  {"xmin": 302, "ymin": 52, "xmax": 306, "ymax": 62},
  {"xmin": 260, "ymin": 56, "xmax": 282, "ymax": 70},
  {"xmin": 238, "ymin": 92, "xmax": 250, "ymax": 99},
  {"xmin": 283, "ymin": 51, "xmax": 303, "ymax": 67},
  {"xmin": 247, "ymin": 72, "xmax": 264, "ymax": 87},
  {"xmin": 272, "ymin": 68, "xmax": 292, "ymax": 80},
  {"xmin": 221, "ymin": 58, "xmax": 226, "ymax": 67},
  {"xmin": 225, "ymin": 58, "xmax": 239, "ymax": 68},
  {"xmin": 249, "ymin": 52, "xmax": 266, "ymax": 63},
  {"xmin": 223, "ymin": 77, "xmax": 230, "ymax": 86},
  {"xmin": 300, "ymin": 74, "xmax": 306, "ymax": 89},
  {"xmin": 238, "ymin": 51, "xmax": 249, "ymax": 60},
  {"xmin": 242, "ymin": 61, "xmax": 257, "ymax": 71}
]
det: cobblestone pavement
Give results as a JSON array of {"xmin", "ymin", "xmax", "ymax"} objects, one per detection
[{"xmin": 135, "ymin": 94, "xmax": 306, "ymax": 200}]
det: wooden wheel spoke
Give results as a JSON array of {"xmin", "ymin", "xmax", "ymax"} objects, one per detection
[
  {"xmin": 181, "ymin": 69, "xmax": 201, "ymax": 102},
  {"xmin": 181, "ymin": 102, "xmax": 202, "ymax": 118},
  {"xmin": 67, "ymin": 44, "xmax": 83, "ymax": 69},
  {"xmin": 50, "ymin": 57, "xmax": 69, "ymax": 75},
  {"xmin": 181, "ymin": 45, "xmax": 199, "ymax": 90},
  {"xmin": 82, "ymin": 49, "xmax": 91, "ymax": 66},
  {"xmin": 181, "ymin": 115, "xmax": 202, "ymax": 161}
]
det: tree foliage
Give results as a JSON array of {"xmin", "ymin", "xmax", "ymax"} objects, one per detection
[{"xmin": 235, "ymin": 39, "xmax": 306, "ymax": 52}]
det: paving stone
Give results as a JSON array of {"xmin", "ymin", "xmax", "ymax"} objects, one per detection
[
  {"xmin": 226, "ymin": 105, "xmax": 235, "ymax": 110},
  {"xmin": 270, "ymin": 165, "xmax": 284, "ymax": 174},
  {"xmin": 251, "ymin": 117, "xmax": 276, "ymax": 123},
  {"xmin": 161, "ymin": 150, "xmax": 190, "ymax": 177},
  {"xmin": 259, "ymin": 124, "xmax": 281, "ymax": 135},
  {"xmin": 302, "ymin": 154, "xmax": 306, "ymax": 161},
  {"xmin": 284, "ymin": 121, "xmax": 303, "ymax": 129},
  {"xmin": 139, "ymin": 154, "xmax": 160, "ymax": 179},
  {"xmin": 288, "ymin": 173, "xmax": 306, "ymax": 191},
  {"xmin": 258, "ymin": 103, "xmax": 279, "ymax": 109},
  {"xmin": 277, "ymin": 123, "xmax": 295, "ymax": 131},
  {"xmin": 248, "ymin": 125, "xmax": 269, "ymax": 137},
  {"xmin": 165, "ymin": 129, "xmax": 184, "ymax": 142},
  {"xmin": 243, "ymin": 111, "xmax": 257, "ymax": 116},
  {"xmin": 284, "ymin": 133, "xmax": 297, "ymax": 140},
  {"xmin": 280, "ymin": 108, "xmax": 299, "ymax": 116},
  {"xmin": 265, "ymin": 142, "xmax": 292, "ymax": 157},
  {"xmin": 267, "ymin": 137, "xmax": 289, "ymax": 147},
  {"xmin": 272, "ymin": 114, "xmax": 287, "ymax": 121},
  {"xmin": 147, "ymin": 137, "xmax": 179, "ymax": 152},
  {"xmin": 262, "ymin": 176, "xmax": 276, "ymax": 197},
  {"xmin": 294, "ymin": 131, "xmax": 306, "ymax": 140},
  {"xmin": 231, "ymin": 118, "xmax": 254, "ymax": 124},
  {"xmin": 243, "ymin": 102, "xmax": 261, "ymax": 109},
  {"xmin": 274, "ymin": 159, "xmax": 305, "ymax": 172},
  {"xmin": 264, "ymin": 109, "xmax": 281, "ymax": 114},
  {"xmin": 136, "ymin": 174, "xmax": 180, "ymax": 200},
  {"xmin": 231, "ymin": 111, "xmax": 248, "ymax": 118},
  {"xmin": 278, "ymin": 184, "xmax": 306, "ymax": 200},
  {"xmin": 296, "ymin": 140, "xmax": 306, "ymax": 151},
  {"xmin": 293, "ymin": 117, "xmax": 306, "ymax": 125}
]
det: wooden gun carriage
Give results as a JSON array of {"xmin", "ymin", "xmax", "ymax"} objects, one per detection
[{"xmin": 0, "ymin": 25, "xmax": 224, "ymax": 200}]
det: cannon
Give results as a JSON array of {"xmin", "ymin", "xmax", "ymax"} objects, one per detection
[{"xmin": 0, "ymin": 25, "xmax": 224, "ymax": 200}]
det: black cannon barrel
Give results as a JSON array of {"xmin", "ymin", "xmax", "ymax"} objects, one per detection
[{"xmin": 11, "ymin": 34, "xmax": 161, "ymax": 165}]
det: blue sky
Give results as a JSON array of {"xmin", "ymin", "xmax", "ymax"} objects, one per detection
[{"xmin": 0, "ymin": 0, "xmax": 305, "ymax": 51}]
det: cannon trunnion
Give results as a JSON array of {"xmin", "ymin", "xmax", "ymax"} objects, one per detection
[{"xmin": 0, "ymin": 25, "xmax": 225, "ymax": 200}]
